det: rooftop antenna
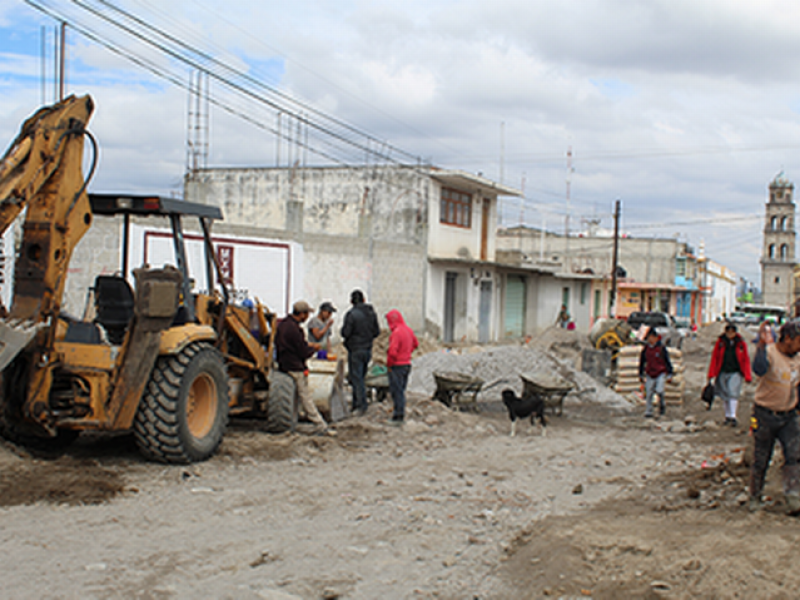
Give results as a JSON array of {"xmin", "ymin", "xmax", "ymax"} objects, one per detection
[
  {"xmin": 186, "ymin": 70, "xmax": 209, "ymax": 173},
  {"xmin": 499, "ymin": 121, "xmax": 505, "ymax": 185},
  {"xmin": 565, "ymin": 145, "xmax": 574, "ymax": 270}
]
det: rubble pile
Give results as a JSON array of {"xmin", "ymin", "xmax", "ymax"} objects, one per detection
[
  {"xmin": 408, "ymin": 343, "xmax": 631, "ymax": 409},
  {"xmin": 529, "ymin": 326, "xmax": 593, "ymax": 362},
  {"xmin": 371, "ymin": 329, "xmax": 441, "ymax": 366}
]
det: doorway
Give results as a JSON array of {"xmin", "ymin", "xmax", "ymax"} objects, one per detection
[
  {"xmin": 479, "ymin": 280, "xmax": 492, "ymax": 343},
  {"xmin": 444, "ymin": 272, "xmax": 457, "ymax": 342},
  {"xmin": 504, "ymin": 275, "xmax": 526, "ymax": 338}
]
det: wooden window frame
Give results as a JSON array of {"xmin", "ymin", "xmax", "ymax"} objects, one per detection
[{"xmin": 440, "ymin": 187, "xmax": 472, "ymax": 228}]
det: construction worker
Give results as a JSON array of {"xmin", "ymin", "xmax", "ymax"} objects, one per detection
[{"xmin": 275, "ymin": 300, "xmax": 334, "ymax": 436}]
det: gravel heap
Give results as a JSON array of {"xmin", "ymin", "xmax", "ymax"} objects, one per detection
[{"xmin": 409, "ymin": 343, "xmax": 630, "ymax": 409}]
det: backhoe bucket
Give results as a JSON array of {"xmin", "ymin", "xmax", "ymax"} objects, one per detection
[{"xmin": 0, "ymin": 319, "xmax": 44, "ymax": 371}]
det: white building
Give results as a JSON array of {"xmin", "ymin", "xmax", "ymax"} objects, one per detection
[
  {"xmin": 184, "ymin": 165, "xmax": 522, "ymax": 343},
  {"xmin": 699, "ymin": 255, "xmax": 737, "ymax": 323}
]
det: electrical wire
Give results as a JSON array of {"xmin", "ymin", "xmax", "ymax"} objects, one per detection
[
  {"xmin": 25, "ymin": 0, "xmax": 423, "ymax": 170},
  {"xmin": 625, "ymin": 215, "xmax": 762, "ymax": 229},
  {"xmin": 24, "ymin": 0, "xmax": 368, "ymax": 167},
  {"xmin": 78, "ymin": 0, "xmax": 419, "ymax": 164}
]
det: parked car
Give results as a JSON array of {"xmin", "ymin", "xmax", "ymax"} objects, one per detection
[{"xmin": 626, "ymin": 311, "xmax": 684, "ymax": 348}]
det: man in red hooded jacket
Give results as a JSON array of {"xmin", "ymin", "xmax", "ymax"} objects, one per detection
[{"xmin": 386, "ymin": 309, "xmax": 418, "ymax": 425}]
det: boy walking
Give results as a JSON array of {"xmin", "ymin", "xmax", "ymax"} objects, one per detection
[
  {"xmin": 639, "ymin": 327, "xmax": 674, "ymax": 418},
  {"xmin": 385, "ymin": 310, "xmax": 418, "ymax": 425}
]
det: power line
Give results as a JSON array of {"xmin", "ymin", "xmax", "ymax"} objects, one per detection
[
  {"xmin": 89, "ymin": 0, "xmax": 419, "ymax": 163},
  {"xmin": 25, "ymin": 0, "xmax": 424, "ymax": 170},
  {"xmin": 624, "ymin": 214, "xmax": 762, "ymax": 229}
]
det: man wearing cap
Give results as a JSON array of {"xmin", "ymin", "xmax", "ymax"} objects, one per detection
[
  {"xmin": 341, "ymin": 289, "xmax": 380, "ymax": 415},
  {"xmin": 308, "ymin": 301, "xmax": 336, "ymax": 353},
  {"xmin": 707, "ymin": 322, "xmax": 752, "ymax": 427},
  {"xmin": 275, "ymin": 300, "xmax": 332, "ymax": 435},
  {"xmin": 749, "ymin": 321, "xmax": 800, "ymax": 514}
]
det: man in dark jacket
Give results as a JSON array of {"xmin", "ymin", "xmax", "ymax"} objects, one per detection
[
  {"xmin": 341, "ymin": 289, "xmax": 380, "ymax": 415},
  {"xmin": 275, "ymin": 300, "xmax": 331, "ymax": 435},
  {"xmin": 639, "ymin": 327, "xmax": 674, "ymax": 418}
]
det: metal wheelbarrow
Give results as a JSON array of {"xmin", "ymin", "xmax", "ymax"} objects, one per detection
[
  {"xmin": 519, "ymin": 371, "xmax": 574, "ymax": 416},
  {"xmin": 365, "ymin": 364, "xmax": 390, "ymax": 403},
  {"xmin": 432, "ymin": 371, "xmax": 484, "ymax": 411}
]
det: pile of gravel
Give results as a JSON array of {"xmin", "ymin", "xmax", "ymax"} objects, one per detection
[{"xmin": 409, "ymin": 344, "xmax": 630, "ymax": 409}]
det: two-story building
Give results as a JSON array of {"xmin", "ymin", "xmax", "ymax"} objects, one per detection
[
  {"xmin": 183, "ymin": 165, "xmax": 521, "ymax": 343},
  {"xmin": 497, "ymin": 226, "xmax": 707, "ymax": 324}
]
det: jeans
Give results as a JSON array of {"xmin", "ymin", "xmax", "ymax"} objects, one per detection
[
  {"xmin": 348, "ymin": 349, "xmax": 372, "ymax": 412},
  {"xmin": 644, "ymin": 373, "xmax": 666, "ymax": 416},
  {"xmin": 389, "ymin": 365, "xmax": 411, "ymax": 421},
  {"xmin": 750, "ymin": 404, "xmax": 800, "ymax": 498}
]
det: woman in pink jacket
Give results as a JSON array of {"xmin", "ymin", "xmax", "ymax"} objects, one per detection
[{"xmin": 386, "ymin": 310, "xmax": 418, "ymax": 425}]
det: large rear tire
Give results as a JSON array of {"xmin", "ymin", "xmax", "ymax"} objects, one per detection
[
  {"xmin": 134, "ymin": 342, "xmax": 229, "ymax": 464},
  {"xmin": 266, "ymin": 371, "xmax": 295, "ymax": 433}
]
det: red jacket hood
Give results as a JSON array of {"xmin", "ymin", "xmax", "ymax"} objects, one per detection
[{"xmin": 386, "ymin": 309, "xmax": 405, "ymax": 331}]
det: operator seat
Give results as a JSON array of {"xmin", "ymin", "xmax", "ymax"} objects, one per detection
[{"xmin": 94, "ymin": 275, "xmax": 135, "ymax": 345}]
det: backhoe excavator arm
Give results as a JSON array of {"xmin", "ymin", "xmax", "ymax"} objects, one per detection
[
  {"xmin": 0, "ymin": 95, "xmax": 96, "ymax": 435},
  {"xmin": 0, "ymin": 95, "xmax": 95, "ymax": 361}
]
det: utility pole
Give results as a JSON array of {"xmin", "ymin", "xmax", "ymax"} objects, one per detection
[
  {"xmin": 58, "ymin": 21, "xmax": 66, "ymax": 101},
  {"xmin": 565, "ymin": 146, "xmax": 574, "ymax": 271},
  {"xmin": 610, "ymin": 199, "xmax": 621, "ymax": 317}
]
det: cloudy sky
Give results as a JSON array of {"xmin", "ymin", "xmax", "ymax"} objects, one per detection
[{"xmin": 2, "ymin": 0, "xmax": 800, "ymax": 286}]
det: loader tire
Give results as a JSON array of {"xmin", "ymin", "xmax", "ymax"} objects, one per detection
[
  {"xmin": 266, "ymin": 371, "xmax": 295, "ymax": 433},
  {"xmin": 134, "ymin": 342, "xmax": 229, "ymax": 464}
]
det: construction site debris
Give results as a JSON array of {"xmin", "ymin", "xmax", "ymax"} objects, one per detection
[{"xmin": 409, "ymin": 342, "xmax": 631, "ymax": 410}]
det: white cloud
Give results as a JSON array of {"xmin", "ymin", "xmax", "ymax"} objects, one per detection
[{"xmin": 3, "ymin": 0, "xmax": 800, "ymax": 284}]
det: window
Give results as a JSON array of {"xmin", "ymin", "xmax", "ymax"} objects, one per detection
[
  {"xmin": 580, "ymin": 282, "xmax": 587, "ymax": 305},
  {"xmin": 675, "ymin": 258, "xmax": 686, "ymax": 277},
  {"xmin": 769, "ymin": 244, "xmax": 776, "ymax": 259},
  {"xmin": 440, "ymin": 188, "xmax": 472, "ymax": 228},
  {"xmin": 782, "ymin": 216, "xmax": 788, "ymax": 231},
  {"xmin": 782, "ymin": 244, "xmax": 789, "ymax": 260},
  {"xmin": 776, "ymin": 276, "xmax": 781, "ymax": 284},
  {"xmin": 562, "ymin": 286, "xmax": 570, "ymax": 307},
  {"xmin": 772, "ymin": 216, "xmax": 778, "ymax": 230}
]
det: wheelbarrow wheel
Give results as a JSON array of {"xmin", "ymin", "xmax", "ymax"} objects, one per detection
[{"xmin": 434, "ymin": 389, "xmax": 453, "ymax": 408}]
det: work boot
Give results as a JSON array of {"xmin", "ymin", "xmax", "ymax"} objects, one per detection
[
  {"xmin": 786, "ymin": 494, "xmax": 800, "ymax": 516},
  {"xmin": 749, "ymin": 495, "xmax": 764, "ymax": 513}
]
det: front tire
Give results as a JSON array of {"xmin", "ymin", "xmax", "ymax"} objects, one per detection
[
  {"xmin": 266, "ymin": 371, "xmax": 295, "ymax": 433},
  {"xmin": 134, "ymin": 342, "xmax": 229, "ymax": 464}
]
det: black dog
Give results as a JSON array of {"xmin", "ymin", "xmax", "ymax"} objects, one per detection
[{"xmin": 502, "ymin": 388, "xmax": 547, "ymax": 437}]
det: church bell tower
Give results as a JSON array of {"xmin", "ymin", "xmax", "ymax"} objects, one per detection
[{"xmin": 761, "ymin": 172, "xmax": 796, "ymax": 308}]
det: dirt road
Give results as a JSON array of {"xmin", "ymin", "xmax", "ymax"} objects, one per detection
[{"xmin": 2, "ymin": 327, "xmax": 799, "ymax": 599}]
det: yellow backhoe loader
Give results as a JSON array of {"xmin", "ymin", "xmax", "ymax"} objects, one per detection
[{"xmin": 0, "ymin": 95, "xmax": 296, "ymax": 463}]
